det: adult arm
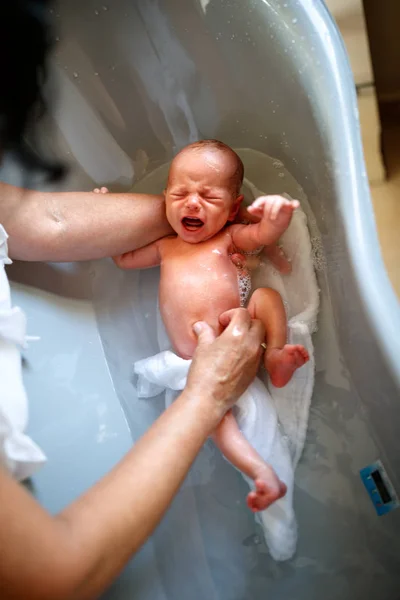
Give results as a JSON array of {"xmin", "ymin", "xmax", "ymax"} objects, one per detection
[
  {"xmin": 0, "ymin": 181, "xmax": 173, "ymax": 262},
  {"xmin": 0, "ymin": 308, "xmax": 264, "ymax": 600}
]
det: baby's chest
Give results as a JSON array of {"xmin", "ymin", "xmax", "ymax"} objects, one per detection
[
  {"xmin": 162, "ymin": 241, "xmax": 236, "ymax": 285},
  {"xmin": 164, "ymin": 250, "xmax": 235, "ymax": 282}
]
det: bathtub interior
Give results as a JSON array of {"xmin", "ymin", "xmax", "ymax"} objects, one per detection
[{"xmin": 2, "ymin": 1, "xmax": 400, "ymax": 599}]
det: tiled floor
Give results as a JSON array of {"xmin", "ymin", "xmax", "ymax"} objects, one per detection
[{"xmin": 370, "ymin": 123, "xmax": 400, "ymax": 299}]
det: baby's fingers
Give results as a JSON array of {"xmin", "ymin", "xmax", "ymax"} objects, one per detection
[
  {"xmin": 247, "ymin": 196, "xmax": 268, "ymax": 214},
  {"xmin": 269, "ymin": 197, "xmax": 295, "ymax": 219}
]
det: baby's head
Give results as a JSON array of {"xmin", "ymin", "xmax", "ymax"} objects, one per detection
[{"xmin": 164, "ymin": 139, "xmax": 244, "ymax": 243}]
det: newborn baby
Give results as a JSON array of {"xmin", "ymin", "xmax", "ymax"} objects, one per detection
[{"xmin": 113, "ymin": 140, "xmax": 309, "ymax": 511}]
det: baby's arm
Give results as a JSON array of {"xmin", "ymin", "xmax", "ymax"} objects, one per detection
[
  {"xmin": 113, "ymin": 241, "xmax": 161, "ymax": 270},
  {"xmin": 230, "ymin": 195, "xmax": 299, "ymax": 252}
]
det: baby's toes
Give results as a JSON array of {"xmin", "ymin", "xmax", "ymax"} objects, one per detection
[
  {"xmin": 299, "ymin": 347, "xmax": 310, "ymax": 362},
  {"xmin": 292, "ymin": 345, "xmax": 309, "ymax": 365},
  {"xmin": 254, "ymin": 479, "xmax": 269, "ymax": 495}
]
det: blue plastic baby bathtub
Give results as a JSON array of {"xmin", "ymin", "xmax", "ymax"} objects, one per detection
[{"xmin": 2, "ymin": 1, "xmax": 400, "ymax": 598}]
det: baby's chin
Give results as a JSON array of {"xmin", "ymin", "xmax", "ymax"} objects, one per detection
[{"xmin": 177, "ymin": 229, "xmax": 210, "ymax": 244}]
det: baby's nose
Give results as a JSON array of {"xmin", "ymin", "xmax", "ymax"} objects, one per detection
[{"xmin": 186, "ymin": 194, "xmax": 201, "ymax": 210}]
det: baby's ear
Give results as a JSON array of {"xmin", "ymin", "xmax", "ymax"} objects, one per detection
[{"xmin": 228, "ymin": 194, "xmax": 244, "ymax": 221}]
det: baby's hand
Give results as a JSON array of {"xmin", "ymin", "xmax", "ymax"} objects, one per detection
[
  {"xmin": 247, "ymin": 195, "xmax": 299, "ymax": 245},
  {"xmin": 93, "ymin": 187, "xmax": 109, "ymax": 194}
]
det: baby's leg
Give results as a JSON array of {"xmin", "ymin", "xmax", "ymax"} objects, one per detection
[
  {"xmin": 248, "ymin": 288, "xmax": 309, "ymax": 387},
  {"xmin": 213, "ymin": 411, "xmax": 286, "ymax": 512}
]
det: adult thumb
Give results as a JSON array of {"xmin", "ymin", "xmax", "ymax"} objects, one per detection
[{"xmin": 193, "ymin": 321, "xmax": 216, "ymax": 346}]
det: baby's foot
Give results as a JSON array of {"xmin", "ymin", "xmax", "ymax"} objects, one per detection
[
  {"xmin": 266, "ymin": 344, "xmax": 309, "ymax": 388},
  {"xmin": 248, "ymin": 195, "xmax": 299, "ymax": 246},
  {"xmin": 93, "ymin": 187, "xmax": 109, "ymax": 194},
  {"xmin": 247, "ymin": 471, "xmax": 287, "ymax": 512}
]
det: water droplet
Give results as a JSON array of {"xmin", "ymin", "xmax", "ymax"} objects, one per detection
[
  {"xmin": 73, "ymin": 71, "xmax": 78, "ymax": 78},
  {"xmin": 102, "ymin": 5, "xmax": 108, "ymax": 10},
  {"xmin": 292, "ymin": 18, "xmax": 298, "ymax": 24},
  {"xmin": 55, "ymin": 36, "xmax": 59, "ymax": 42},
  {"xmin": 273, "ymin": 159, "xmax": 284, "ymax": 169}
]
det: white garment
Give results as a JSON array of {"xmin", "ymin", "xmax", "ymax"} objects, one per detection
[
  {"xmin": 0, "ymin": 225, "xmax": 46, "ymax": 480},
  {"xmin": 133, "ymin": 191, "xmax": 319, "ymax": 561}
]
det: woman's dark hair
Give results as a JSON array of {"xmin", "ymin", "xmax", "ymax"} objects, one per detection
[{"xmin": 0, "ymin": 0, "xmax": 64, "ymax": 180}]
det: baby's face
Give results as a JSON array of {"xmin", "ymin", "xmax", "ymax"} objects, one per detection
[{"xmin": 164, "ymin": 149, "xmax": 242, "ymax": 243}]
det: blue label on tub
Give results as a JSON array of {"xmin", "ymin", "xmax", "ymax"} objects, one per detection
[{"xmin": 360, "ymin": 460, "xmax": 400, "ymax": 516}]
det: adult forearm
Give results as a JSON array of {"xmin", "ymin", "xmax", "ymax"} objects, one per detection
[
  {"xmin": 61, "ymin": 389, "xmax": 222, "ymax": 599},
  {"xmin": 0, "ymin": 182, "xmax": 172, "ymax": 261},
  {"xmin": 0, "ymin": 389, "xmax": 222, "ymax": 600},
  {"xmin": 0, "ymin": 309, "xmax": 263, "ymax": 600}
]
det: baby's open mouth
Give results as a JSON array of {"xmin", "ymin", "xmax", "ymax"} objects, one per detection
[{"xmin": 182, "ymin": 217, "xmax": 204, "ymax": 231}]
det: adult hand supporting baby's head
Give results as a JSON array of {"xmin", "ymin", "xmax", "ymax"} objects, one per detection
[{"xmin": 187, "ymin": 309, "xmax": 265, "ymax": 418}]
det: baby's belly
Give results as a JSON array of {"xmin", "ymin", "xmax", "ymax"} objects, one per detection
[{"xmin": 159, "ymin": 267, "xmax": 241, "ymax": 359}]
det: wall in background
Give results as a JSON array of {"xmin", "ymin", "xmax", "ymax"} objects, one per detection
[
  {"xmin": 364, "ymin": 0, "xmax": 400, "ymax": 102},
  {"xmin": 324, "ymin": 0, "xmax": 386, "ymax": 183}
]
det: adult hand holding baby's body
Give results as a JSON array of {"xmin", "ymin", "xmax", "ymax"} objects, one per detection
[{"xmin": 186, "ymin": 308, "xmax": 265, "ymax": 419}]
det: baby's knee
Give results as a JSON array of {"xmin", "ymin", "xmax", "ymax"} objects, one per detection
[{"xmin": 252, "ymin": 287, "xmax": 281, "ymax": 304}]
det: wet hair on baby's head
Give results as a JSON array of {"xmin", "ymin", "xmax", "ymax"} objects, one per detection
[{"xmin": 178, "ymin": 139, "xmax": 244, "ymax": 195}]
